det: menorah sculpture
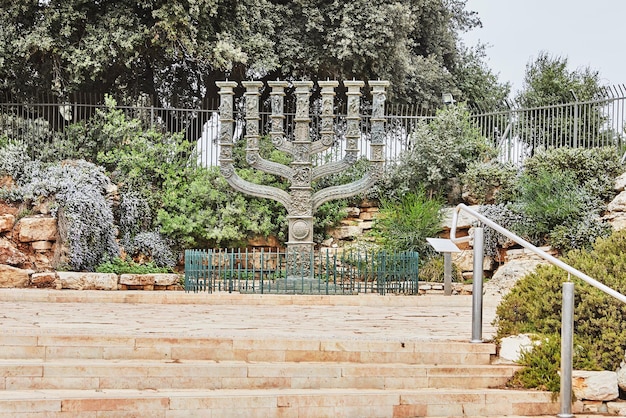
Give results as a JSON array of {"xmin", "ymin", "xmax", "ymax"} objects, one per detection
[{"xmin": 216, "ymin": 79, "xmax": 389, "ymax": 278}]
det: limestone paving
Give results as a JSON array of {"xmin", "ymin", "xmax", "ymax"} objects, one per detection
[{"xmin": 0, "ymin": 289, "xmax": 500, "ymax": 342}]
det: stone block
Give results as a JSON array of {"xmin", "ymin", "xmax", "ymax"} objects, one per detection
[
  {"xmin": 608, "ymin": 190, "xmax": 626, "ymax": 213},
  {"xmin": 484, "ymin": 259, "xmax": 549, "ymax": 297},
  {"xmin": 329, "ymin": 225, "xmax": 362, "ymax": 240},
  {"xmin": 573, "ymin": 370, "xmax": 619, "ymax": 401},
  {"xmin": 499, "ymin": 334, "xmax": 537, "ymax": 362},
  {"xmin": 346, "ymin": 207, "xmax": 360, "ymax": 217},
  {"xmin": 31, "ymin": 272, "xmax": 57, "ymax": 288},
  {"xmin": 153, "ymin": 274, "xmax": 180, "ymax": 286},
  {"xmin": 441, "ymin": 205, "xmax": 481, "ymax": 230},
  {"xmin": 119, "ymin": 274, "xmax": 155, "ymax": 286},
  {"xmin": 17, "ymin": 217, "xmax": 57, "ymax": 242},
  {"xmin": 31, "ymin": 240, "xmax": 53, "ymax": 251},
  {"xmin": 0, "ymin": 264, "xmax": 33, "ymax": 287},
  {"xmin": 452, "ymin": 249, "xmax": 494, "ymax": 272},
  {"xmin": 0, "ymin": 237, "xmax": 28, "ymax": 266},
  {"xmin": 0, "ymin": 214, "xmax": 15, "ymax": 233},
  {"xmin": 614, "ymin": 172, "xmax": 626, "ymax": 192},
  {"xmin": 56, "ymin": 272, "xmax": 118, "ymax": 290}
]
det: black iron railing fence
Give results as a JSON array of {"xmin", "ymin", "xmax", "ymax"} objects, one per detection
[
  {"xmin": 1, "ymin": 85, "xmax": 625, "ymax": 166},
  {"xmin": 184, "ymin": 247, "xmax": 419, "ymax": 295}
]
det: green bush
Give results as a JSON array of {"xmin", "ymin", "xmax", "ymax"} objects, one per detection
[
  {"xmin": 523, "ymin": 147, "xmax": 622, "ymax": 203},
  {"xmin": 461, "ymin": 160, "xmax": 518, "ymax": 204},
  {"xmin": 95, "ymin": 256, "xmax": 172, "ymax": 274},
  {"xmin": 495, "ymin": 229, "xmax": 626, "ymax": 391},
  {"xmin": 418, "ymin": 255, "xmax": 463, "ymax": 283},
  {"xmin": 371, "ymin": 188, "xmax": 443, "ymax": 254},
  {"xmin": 549, "ymin": 212, "xmax": 611, "ymax": 254},
  {"xmin": 157, "ymin": 166, "xmax": 288, "ymax": 248},
  {"xmin": 377, "ymin": 104, "xmax": 495, "ymax": 200},
  {"xmin": 477, "ymin": 204, "xmax": 532, "ymax": 257},
  {"xmin": 510, "ymin": 169, "xmax": 597, "ymax": 244}
]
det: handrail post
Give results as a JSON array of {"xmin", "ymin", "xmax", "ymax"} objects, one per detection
[
  {"xmin": 558, "ymin": 282, "xmax": 575, "ymax": 418},
  {"xmin": 443, "ymin": 252, "xmax": 452, "ymax": 296},
  {"xmin": 471, "ymin": 226, "xmax": 484, "ymax": 343}
]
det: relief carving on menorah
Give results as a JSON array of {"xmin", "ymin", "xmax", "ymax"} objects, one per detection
[{"xmin": 216, "ymin": 79, "xmax": 389, "ymax": 277}]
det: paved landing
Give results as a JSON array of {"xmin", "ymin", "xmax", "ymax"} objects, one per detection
[{"xmin": 0, "ymin": 289, "xmax": 500, "ymax": 342}]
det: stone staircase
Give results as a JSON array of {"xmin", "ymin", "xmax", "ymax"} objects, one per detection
[{"xmin": 0, "ymin": 290, "xmax": 604, "ymax": 417}]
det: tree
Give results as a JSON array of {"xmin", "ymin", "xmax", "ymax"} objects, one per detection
[
  {"xmin": 452, "ymin": 43, "xmax": 510, "ymax": 111},
  {"xmin": 0, "ymin": 0, "xmax": 492, "ymax": 109},
  {"xmin": 514, "ymin": 52, "xmax": 606, "ymax": 150}
]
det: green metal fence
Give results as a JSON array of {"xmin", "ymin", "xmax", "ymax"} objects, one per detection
[{"xmin": 184, "ymin": 248, "xmax": 419, "ymax": 295}]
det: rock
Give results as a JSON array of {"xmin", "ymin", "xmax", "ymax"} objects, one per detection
[
  {"xmin": 329, "ymin": 225, "xmax": 362, "ymax": 240},
  {"xmin": 0, "ymin": 237, "xmax": 29, "ymax": 266},
  {"xmin": 247, "ymin": 235, "xmax": 281, "ymax": 248},
  {"xmin": 603, "ymin": 212, "xmax": 626, "ymax": 231},
  {"xmin": 483, "ymin": 258, "xmax": 549, "ymax": 296},
  {"xmin": 0, "ymin": 265, "xmax": 33, "ymax": 287},
  {"xmin": 359, "ymin": 208, "xmax": 378, "ymax": 221},
  {"xmin": 441, "ymin": 206, "xmax": 481, "ymax": 231},
  {"xmin": 499, "ymin": 334, "xmax": 537, "ymax": 362},
  {"xmin": 614, "ymin": 172, "xmax": 626, "ymax": 192},
  {"xmin": 32, "ymin": 198, "xmax": 54, "ymax": 215},
  {"xmin": 607, "ymin": 401, "xmax": 626, "ymax": 416},
  {"xmin": 452, "ymin": 249, "xmax": 494, "ymax": 272},
  {"xmin": 16, "ymin": 217, "xmax": 57, "ymax": 242},
  {"xmin": 346, "ymin": 207, "xmax": 360, "ymax": 217},
  {"xmin": 56, "ymin": 272, "xmax": 118, "ymax": 290},
  {"xmin": 504, "ymin": 246, "xmax": 556, "ymax": 262},
  {"xmin": 615, "ymin": 360, "xmax": 626, "ymax": 392},
  {"xmin": 572, "ymin": 370, "xmax": 619, "ymax": 401},
  {"xmin": 153, "ymin": 274, "xmax": 180, "ymax": 286},
  {"xmin": 31, "ymin": 272, "xmax": 57, "ymax": 288},
  {"xmin": 119, "ymin": 274, "xmax": 155, "ymax": 286},
  {"xmin": 607, "ymin": 190, "xmax": 626, "ymax": 213},
  {"xmin": 321, "ymin": 238, "xmax": 334, "ymax": 247},
  {"xmin": 0, "ymin": 214, "xmax": 15, "ymax": 233},
  {"xmin": 31, "ymin": 241, "xmax": 53, "ymax": 251}
]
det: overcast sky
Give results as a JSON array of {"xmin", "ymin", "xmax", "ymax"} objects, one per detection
[{"xmin": 461, "ymin": 1, "xmax": 625, "ymax": 97}]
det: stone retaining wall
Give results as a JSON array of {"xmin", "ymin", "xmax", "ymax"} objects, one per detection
[{"xmin": 0, "ymin": 269, "xmax": 183, "ymax": 291}]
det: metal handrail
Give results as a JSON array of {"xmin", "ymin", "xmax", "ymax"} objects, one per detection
[
  {"xmin": 449, "ymin": 203, "xmax": 626, "ymax": 418},
  {"xmin": 450, "ymin": 204, "xmax": 626, "ymax": 303}
]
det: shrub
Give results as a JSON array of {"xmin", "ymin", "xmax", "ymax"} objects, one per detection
[
  {"xmin": 523, "ymin": 147, "xmax": 622, "ymax": 203},
  {"xmin": 371, "ymin": 188, "xmax": 443, "ymax": 254},
  {"xmin": 95, "ymin": 256, "xmax": 171, "ymax": 274},
  {"xmin": 418, "ymin": 255, "xmax": 463, "ymax": 283},
  {"xmin": 495, "ymin": 229, "xmax": 626, "ymax": 392},
  {"xmin": 127, "ymin": 231, "xmax": 177, "ymax": 269},
  {"xmin": 10, "ymin": 160, "xmax": 119, "ymax": 271},
  {"xmin": 157, "ymin": 166, "xmax": 289, "ymax": 248},
  {"xmin": 377, "ymin": 104, "xmax": 495, "ymax": 200},
  {"xmin": 477, "ymin": 204, "xmax": 531, "ymax": 257},
  {"xmin": 461, "ymin": 160, "xmax": 518, "ymax": 204},
  {"xmin": 0, "ymin": 140, "xmax": 30, "ymax": 180},
  {"xmin": 509, "ymin": 169, "xmax": 597, "ymax": 245},
  {"xmin": 549, "ymin": 212, "xmax": 611, "ymax": 254}
]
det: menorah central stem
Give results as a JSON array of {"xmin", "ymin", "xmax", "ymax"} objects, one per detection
[{"xmin": 217, "ymin": 79, "xmax": 389, "ymax": 286}]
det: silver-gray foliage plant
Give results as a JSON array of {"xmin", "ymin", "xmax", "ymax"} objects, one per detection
[{"xmin": 11, "ymin": 159, "xmax": 119, "ymax": 271}]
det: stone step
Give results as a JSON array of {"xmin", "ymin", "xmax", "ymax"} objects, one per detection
[
  {"xmin": 0, "ymin": 388, "xmax": 565, "ymax": 417},
  {"xmin": 0, "ymin": 334, "xmax": 496, "ymax": 365},
  {"xmin": 0, "ymin": 359, "xmax": 519, "ymax": 391}
]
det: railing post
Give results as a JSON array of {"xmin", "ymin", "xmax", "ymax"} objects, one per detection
[
  {"xmin": 471, "ymin": 226, "xmax": 484, "ymax": 343},
  {"xmin": 558, "ymin": 282, "xmax": 575, "ymax": 418},
  {"xmin": 443, "ymin": 252, "xmax": 452, "ymax": 296}
]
